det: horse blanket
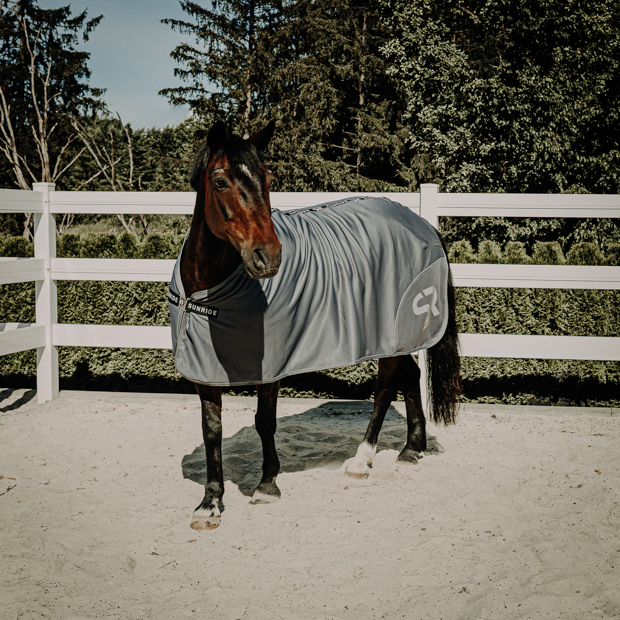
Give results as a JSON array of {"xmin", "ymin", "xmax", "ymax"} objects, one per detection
[{"xmin": 168, "ymin": 196, "xmax": 449, "ymax": 386}]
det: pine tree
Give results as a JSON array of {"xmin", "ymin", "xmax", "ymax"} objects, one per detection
[
  {"xmin": 160, "ymin": 0, "xmax": 282, "ymax": 137},
  {"xmin": 266, "ymin": 0, "xmax": 410, "ymax": 191},
  {"xmin": 161, "ymin": 0, "xmax": 411, "ymax": 191}
]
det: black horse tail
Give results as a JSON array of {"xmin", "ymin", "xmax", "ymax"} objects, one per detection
[{"xmin": 426, "ymin": 233, "xmax": 462, "ymax": 425}]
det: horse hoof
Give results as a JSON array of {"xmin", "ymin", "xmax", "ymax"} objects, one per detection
[
  {"xmin": 250, "ymin": 491, "xmax": 280, "ymax": 505},
  {"xmin": 251, "ymin": 481, "xmax": 281, "ymax": 504},
  {"xmin": 190, "ymin": 507, "xmax": 220, "ymax": 530},
  {"xmin": 190, "ymin": 517, "xmax": 220, "ymax": 531},
  {"xmin": 345, "ymin": 442, "xmax": 375, "ymax": 479},
  {"xmin": 345, "ymin": 469, "xmax": 369, "ymax": 479},
  {"xmin": 397, "ymin": 450, "xmax": 421, "ymax": 464},
  {"xmin": 345, "ymin": 461, "xmax": 371, "ymax": 478}
]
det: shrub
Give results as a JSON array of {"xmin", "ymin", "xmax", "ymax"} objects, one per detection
[
  {"xmin": 117, "ymin": 233, "xmax": 139, "ymax": 259},
  {"xmin": 57, "ymin": 234, "xmax": 82, "ymax": 258},
  {"xmin": 0, "ymin": 236, "xmax": 33, "ymax": 257},
  {"xmin": 79, "ymin": 233, "xmax": 122, "ymax": 259},
  {"xmin": 1, "ymin": 233, "xmax": 618, "ymax": 406},
  {"xmin": 448, "ymin": 239, "xmax": 476, "ymax": 263},
  {"xmin": 566, "ymin": 242, "xmax": 605, "ymax": 266},
  {"xmin": 502, "ymin": 241, "xmax": 529, "ymax": 264},
  {"xmin": 477, "ymin": 240, "xmax": 502, "ymax": 264},
  {"xmin": 607, "ymin": 244, "xmax": 620, "ymax": 266},
  {"xmin": 140, "ymin": 233, "xmax": 183, "ymax": 259},
  {"xmin": 531, "ymin": 241, "xmax": 565, "ymax": 265}
]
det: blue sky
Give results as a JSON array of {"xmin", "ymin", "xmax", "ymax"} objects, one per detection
[{"xmin": 38, "ymin": 0, "xmax": 198, "ymax": 129}]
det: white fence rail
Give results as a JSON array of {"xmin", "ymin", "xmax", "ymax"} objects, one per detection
[{"xmin": 1, "ymin": 183, "xmax": 619, "ymax": 403}]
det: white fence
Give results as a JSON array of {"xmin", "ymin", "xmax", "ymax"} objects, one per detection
[{"xmin": 1, "ymin": 183, "xmax": 619, "ymax": 403}]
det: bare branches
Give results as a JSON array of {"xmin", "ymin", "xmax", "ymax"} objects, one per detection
[
  {"xmin": 70, "ymin": 114, "xmax": 149, "ymax": 235},
  {"xmin": 0, "ymin": 77, "xmax": 31, "ymax": 191},
  {"xmin": 57, "ymin": 213, "xmax": 75, "ymax": 236},
  {"xmin": 24, "ymin": 21, "xmax": 53, "ymax": 181},
  {"xmin": 69, "ymin": 116, "xmax": 121, "ymax": 189},
  {"xmin": 117, "ymin": 112, "xmax": 134, "ymax": 190},
  {"xmin": 0, "ymin": 3, "xmax": 109, "ymax": 239},
  {"xmin": 52, "ymin": 134, "xmax": 85, "ymax": 181},
  {"xmin": 2, "ymin": 15, "xmax": 90, "ymax": 186}
]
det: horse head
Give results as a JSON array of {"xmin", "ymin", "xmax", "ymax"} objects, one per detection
[{"xmin": 191, "ymin": 121, "xmax": 282, "ymax": 279}]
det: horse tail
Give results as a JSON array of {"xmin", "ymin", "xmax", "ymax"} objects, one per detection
[{"xmin": 425, "ymin": 233, "xmax": 462, "ymax": 425}]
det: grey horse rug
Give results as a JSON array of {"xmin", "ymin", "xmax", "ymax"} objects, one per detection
[{"xmin": 168, "ymin": 196, "xmax": 449, "ymax": 386}]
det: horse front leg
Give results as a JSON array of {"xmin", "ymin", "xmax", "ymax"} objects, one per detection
[
  {"xmin": 251, "ymin": 381, "xmax": 281, "ymax": 504},
  {"xmin": 191, "ymin": 384, "xmax": 224, "ymax": 531},
  {"xmin": 345, "ymin": 357, "xmax": 400, "ymax": 478}
]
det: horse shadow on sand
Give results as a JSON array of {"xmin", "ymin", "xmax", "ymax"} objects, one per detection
[{"xmin": 182, "ymin": 401, "xmax": 444, "ymax": 496}]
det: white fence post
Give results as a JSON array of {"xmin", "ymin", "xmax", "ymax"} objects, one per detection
[
  {"xmin": 420, "ymin": 183, "xmax": 439, "ymax": 228},
  {"xmin": 33, "ymin": 182, "xmax": 58, "ymax": 402},
  {"xmin": 419, "ymin": 184, "xmax": 440, "ymax": 414}
]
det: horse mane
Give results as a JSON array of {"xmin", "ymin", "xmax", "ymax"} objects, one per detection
[
  {"xmin": 190, "ymin": 144, "xmax": 211, "ymax": 192},
  {"xmin": 190, "ymin": 131, "xmax": 265, "ymax": 192}
]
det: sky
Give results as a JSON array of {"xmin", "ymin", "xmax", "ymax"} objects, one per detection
[{"xmin": 37, "ymin": 0, "xmax": 198, "ymax": 129}]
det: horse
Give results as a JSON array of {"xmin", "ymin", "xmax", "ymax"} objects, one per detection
[{"xmin": 170, "ymin": 121, "xmax": 461, "ymax": 531}]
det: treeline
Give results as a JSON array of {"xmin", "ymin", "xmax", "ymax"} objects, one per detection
[
  {"xmin": 161, "ymin": 0, "xmax": 620, "ymax": 195},
  {"xmin": 1, "ymin": 0, "xmax": 620, "ymax": 245}
]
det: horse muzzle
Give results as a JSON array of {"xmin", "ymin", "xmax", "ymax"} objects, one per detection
[{"xmin": 243, "ymin": 244, "xmax": 282, "ymax": 279}]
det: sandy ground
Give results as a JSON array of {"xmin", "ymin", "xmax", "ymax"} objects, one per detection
[{"xmin": 1, "ymin": 388, "xmax": 619, "ymax": 620}]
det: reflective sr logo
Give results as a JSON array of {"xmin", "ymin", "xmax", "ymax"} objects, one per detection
[{"xmin": 413, "ymin": 286, "xmax": 439, "ymax": 317}]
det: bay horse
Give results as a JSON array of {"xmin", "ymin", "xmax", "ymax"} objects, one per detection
[{"xmin": 173, "ymin": 121, "xmax": 461, "ymax": 531}]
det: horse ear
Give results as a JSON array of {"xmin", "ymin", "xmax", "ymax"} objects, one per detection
[
  {"xmin": 248, "ymin": 121, "xmax": 275, "ymax": 152},
  {"xmin": 207, "ymin": 121, "xmax": 227, "ymax": 153}
]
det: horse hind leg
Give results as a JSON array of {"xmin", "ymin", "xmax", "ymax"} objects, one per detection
[
  {"xmin": 251, "ymin": 381, "xmax": 281, "ymax": 504},
  {"xmin": 345, "ymin": 357, "xmax": 400, "ymax": 478},
  {"xmin": 396, "ymin": 354, "xmax": 427, "ymax": 464}
]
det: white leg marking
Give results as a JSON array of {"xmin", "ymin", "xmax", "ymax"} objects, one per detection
[
  {"xmin": 190, "ymin": 505, "xmax": 221, "ymax": 531},
  {"xmin": 345, "ymin": 441, "xmax": 376, "ymax": 479}
]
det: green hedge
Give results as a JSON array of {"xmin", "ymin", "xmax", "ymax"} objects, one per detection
[{"xmin": 1, "ymin": 235, "xmax": 618, "ymax": 406}]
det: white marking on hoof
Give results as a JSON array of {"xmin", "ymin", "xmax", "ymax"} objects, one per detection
[
  {"xmin": 190, "ymin": 507, "xmax": 220, "ymax": 531},
  {"xmin": 345, "ymin": 441, "xmax": 376, "ymax": 479},
  {"xmin": 250, "ymin": 491, "xmax": 280, "ymax": 505}
]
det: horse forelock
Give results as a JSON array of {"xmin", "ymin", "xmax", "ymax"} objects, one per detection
[
  {"xmin": 191, "ymin": 134, "xmax": 266, "ymax": 193},
  {"xmin": 225, "ymin": 136, "xmax": 264, "ymax": 180}
]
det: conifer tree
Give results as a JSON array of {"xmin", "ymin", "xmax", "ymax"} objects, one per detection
[
  {"xmin": 160, "ymin": 0, "xmax": 282, "ymax": 137},
  {"xmin": 266, "ymin": 0, "xmax": 408, "ymax": 191},
  {"xmin": 161, "ymin": 0, "xmax": 410, "ymax": 191}
]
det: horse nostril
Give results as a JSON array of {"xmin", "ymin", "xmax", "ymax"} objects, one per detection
[{"xmin": 253, "ymin": 247, "xmax": 267, "ymax": 270}]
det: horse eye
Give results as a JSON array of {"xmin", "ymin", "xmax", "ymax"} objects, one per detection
[{"xmin": 214, "ymin": 178, "xmax": 227, "ymax": 189}]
